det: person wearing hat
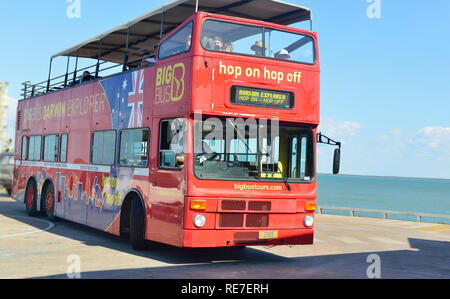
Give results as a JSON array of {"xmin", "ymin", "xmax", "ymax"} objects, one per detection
[
  {"xmin": 251, "ymin": 40, "xmax": 267, "ymax": 56},
  {"xmin": 275, "ymin": 49, "xmax": 291, "ymax": 60}
]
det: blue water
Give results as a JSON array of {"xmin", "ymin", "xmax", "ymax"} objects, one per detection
[{"xmin": 316, "ymin": 174, "xmax": 450, "ymax": 223}]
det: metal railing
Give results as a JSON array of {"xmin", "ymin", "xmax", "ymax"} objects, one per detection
[
  {"xmin": 21, "ymin": 45, "xmax": 156, "ymax": 100},
  {"xmin": 317, "ymin": 206, "xmax": 450, "ymax": 224}
]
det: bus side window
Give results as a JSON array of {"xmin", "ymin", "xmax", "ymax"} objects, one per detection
[
  {"xmin": 60, "ymin": 134, "xmax": 68, "ymax": 163},
  {"xmin": 158, "ymin": 22, "xmax": 193, "ymax": 60},
  {"xmin": 21, "ymin": 136, "xmax": 28, "ymax": 160},
  {"xmin": 119, "ymin": 128, "xmax": 150, "ymax": 167},
  {"xmin": 90, "ymin": 130, "xmax": 116, "ymax": 165},
  {"xmin": 159, "ymin": 119, "xmax": 186, "ymax": 169},
  {"xmin": 43, "ymin": 134, "xmax": 59, "ymax": 162},
  {"xmin": 28, "ymin": 136, "xmax": 42, "ymax": 161}
]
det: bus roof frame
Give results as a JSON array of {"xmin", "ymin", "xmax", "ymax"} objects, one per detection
[{"xmin": 51, "ymin": 0, "xmax": 312, "ymax": 63}]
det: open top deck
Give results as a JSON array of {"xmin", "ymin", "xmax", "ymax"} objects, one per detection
[
  {"xmin": 21, "ymin": 0, "xmax": 312, "ymax": 99},
  {"xmin": 53, "ymin": 0, "xmax": 312, "ymax": 62}
]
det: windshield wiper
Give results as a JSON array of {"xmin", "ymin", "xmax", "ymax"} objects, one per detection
[
  {"xmin": 259, "ymin": 152, "xmax": 291, "ymax": 192},
  {"xmin": 226, "ymin": 119, "xmax": 291, "ymax": 191},
  {"xmin": 279, "ymin": 167, "xmax": 291, "ymax": 191}
]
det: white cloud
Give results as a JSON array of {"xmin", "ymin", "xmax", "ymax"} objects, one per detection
[
  {"xmin": 417, "ymin": 126, "xmax": 450, "ymax": 152},
  {"xmin": 379, "ymin": 128, "xmax": 408, "ymax": 151},
  {"xmin": 318, "ymin": 117, "xmax": 363, "ymax": 141}
]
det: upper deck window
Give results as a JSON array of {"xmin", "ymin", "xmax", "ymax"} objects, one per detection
[
  {"xmin": 158, "ymin": 22, "xmax": 193, "ymax": 60},
  {"xmin": 201, "ymin": 19, "xmax": 316, "ymax": 65}
]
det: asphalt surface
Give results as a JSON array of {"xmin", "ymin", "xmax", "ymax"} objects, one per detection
[{"xmin": 0, "ymin": 190, "xmax": 449, "ymax": 279}]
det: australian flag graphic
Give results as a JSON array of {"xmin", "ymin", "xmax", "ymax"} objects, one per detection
[{"xmin": 100, "ymin": 69, "xmax": 144, "ymax": 129}]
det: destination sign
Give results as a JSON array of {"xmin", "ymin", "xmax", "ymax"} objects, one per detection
[{"xmin": 230, "ymin": 86, "xmax": 294, "ymax": 109}]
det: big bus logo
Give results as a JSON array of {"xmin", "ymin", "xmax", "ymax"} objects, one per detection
[{"xmin": 155, "ymin": 63, "xmax": 185, "ymax": 104}]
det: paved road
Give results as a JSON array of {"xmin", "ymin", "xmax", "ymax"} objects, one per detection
[{"xmin": 0, "ymin": 191, "xmax": 449, "ymax": 279}]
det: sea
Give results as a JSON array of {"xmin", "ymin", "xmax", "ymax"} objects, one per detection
[{"xmin": 316, "ymin": 174, "xmax": 450, "ymax": 224}]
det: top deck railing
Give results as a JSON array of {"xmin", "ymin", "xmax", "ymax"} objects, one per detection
[{"xmin": 21, "ymin": 46, "xmax": 156, "ymax": 100}]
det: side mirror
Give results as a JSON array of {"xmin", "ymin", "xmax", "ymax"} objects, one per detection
[{"xmin": 333, "ymin": 148, "xmax": 340, "ymax": 175}]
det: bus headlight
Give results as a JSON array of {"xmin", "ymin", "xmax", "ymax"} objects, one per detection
[
  {"xmin": 304, "ymin": 215, "xmax": 314, "ymax": 227},
  {"xmin": 194, "ymin": 214, "xmax": 206, "ymax": 228}
]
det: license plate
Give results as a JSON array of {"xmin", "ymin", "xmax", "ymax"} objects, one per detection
[{"xmin": 259, "ymin": 231, "xmax": 278, "ymax": 240}]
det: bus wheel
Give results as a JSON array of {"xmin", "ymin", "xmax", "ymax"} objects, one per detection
[
  {"xmin": 130, "ymin": 197, "xmax": 147, "ymax": 250},
  {"xmin": 42, "ymin": 182, "xmax": 56, "ymax": 221},
  {"xmin": 25, "ymin": 180, "xmax": 38, "ymax": 217}
]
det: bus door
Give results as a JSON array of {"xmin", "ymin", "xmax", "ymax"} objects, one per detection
[{"xmin": 148, "ymin": 117, "xmax": 186, "ymax": 246}]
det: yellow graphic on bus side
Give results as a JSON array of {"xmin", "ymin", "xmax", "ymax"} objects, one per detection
[{"xmin": 155, "ymin": 63, "xmax": 185, "ymax": 104}]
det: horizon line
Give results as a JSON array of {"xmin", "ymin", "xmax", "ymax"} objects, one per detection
[{"xmin": 318, "ymin": 172, "xmax": 450, "ymax": 181}]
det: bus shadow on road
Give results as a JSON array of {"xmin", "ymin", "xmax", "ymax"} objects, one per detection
[
  {"xmin": 0, "ymin": 196, "xmax": 288, "ymax": 265},
  {"xmin": 1, "ymin": 196, "xmax": 449, "ymax": 279},
  {"xmin": 34, "ymin": 238, "xmax": 450, "ymax": 279}
]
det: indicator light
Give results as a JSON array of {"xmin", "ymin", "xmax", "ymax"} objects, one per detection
[
  {"xmin": 305, "ymin": 202, "xmax": 316, "ymax": 212},
  {"xmin": 191, "ymin": 200, "xmax": 207, "ymax": 211}
]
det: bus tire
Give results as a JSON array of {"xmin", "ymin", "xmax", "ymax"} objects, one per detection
[
  {"xmin": 42, "ymin": 181, "xmax": 56, "ymax": 221},
  {"xmin": 25, "ymin": 179, "xmax": 38, "ymax": 217},
  {"xmin": 130, "ymin": 197, "xmax": 147, "ymax": 250}
]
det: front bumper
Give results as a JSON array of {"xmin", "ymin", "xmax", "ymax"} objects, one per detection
[{"xmin": 183, "ymin": 228, "xmax": 314, "ymax": 248}]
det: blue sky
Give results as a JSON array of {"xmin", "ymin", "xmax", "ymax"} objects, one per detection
[{"xmin": 0, "ymin": 0, "xmax": 449, "ymax": 178}]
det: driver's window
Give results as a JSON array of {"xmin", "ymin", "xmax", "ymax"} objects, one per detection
[{"xmin": 159, "ymin": 118, "xmax": 186, "ymax": 170}]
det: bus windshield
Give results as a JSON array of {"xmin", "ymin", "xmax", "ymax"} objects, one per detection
[
  {"xmin": 194, "ymin": 118, "xmax": 315, "ymax": 182},
  {"xmin": 201, "ymin": 19, "xmax": 316, "ymax": 64}
]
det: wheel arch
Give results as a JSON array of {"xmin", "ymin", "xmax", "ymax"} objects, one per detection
[{"xmin": 120, "ymin": 188, "xmax": 146, "ymax": 236}]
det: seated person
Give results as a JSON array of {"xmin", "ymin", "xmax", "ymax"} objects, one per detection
[
  {"xmin": 251, "ymin": 40, "xmax": 267, "ymax": 56},
  {"xmin": 212, "ymin": 35, "xmax": 223, "ymax": 51},
  {"xmin": 223, "ymin": 42, "xmax": 233, "ymax": 53},
  {"xmin": 201, "ymin": 35, "xmax": 224, "ymax": 51},
  {"xmin": 81, "ymin": 71, "xmax": 93, "ymax": 83},
  {"xmin": 275, "ymin": 49, "xmax": 291, "ymax": 60},
  {"xmin": 127, "ymin": 60, "xmax": 143, "ymax": 70},
  {"xmin": 201, "ymin": 36, "xmax": 213, "ymax": 49},
  {"xmin": 186, "ymin": 34, "xmax": 192, "ymax": 50}
]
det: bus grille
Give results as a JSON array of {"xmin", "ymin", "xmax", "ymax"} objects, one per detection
[
  {"xmin": 248, "ymin": 201, "xmax": 271, "ymax": 211},
  {"xmin": 219, "ymin": 214, "xmax": 269, "ymax": 228},
  {"xmin": 221, "ymin": 200, "xmax": 246, "ymax": 211},
  {"xmin": 220, "ymin": 200, "xmax": 272, "ymax": 211},
  {"xmin": 219, "ymin": 214, "xmax": 244, "ymax": 227},
  {"xmin": 246, "ymin": 214, "xmax": 269, "ymax": 227}
]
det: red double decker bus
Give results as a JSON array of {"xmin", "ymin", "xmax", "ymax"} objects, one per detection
[{"xmin": 13, "ymin": 0, "xmax": 340, "ymax": 249}]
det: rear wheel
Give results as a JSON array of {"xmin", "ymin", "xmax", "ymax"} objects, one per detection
[
  {"xmin": 25, "ymin": 180, "xmax": 38, "ymax": 217},
  {"xmin": 130, "ymin": 197, "xmax": 147, "ymax": 250},
  {"xmin": 42, "ymin": 181, "xmax": 56, "ymax": 221}
]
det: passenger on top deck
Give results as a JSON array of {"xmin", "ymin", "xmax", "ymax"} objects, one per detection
[
  {"xmin": 81, "ymin": 71, "xmax": 93, "ymax": 83},
  {"xmin": 275, "ymin": 49, "xmax": 291, "ymax": 60},
  {"xmin": 251, "ymin": 40, "xmax": 267, "ymax": 56},
  {"xmin": 223, "ymin": 42, "xmax": 233, "ymax": 53}
]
